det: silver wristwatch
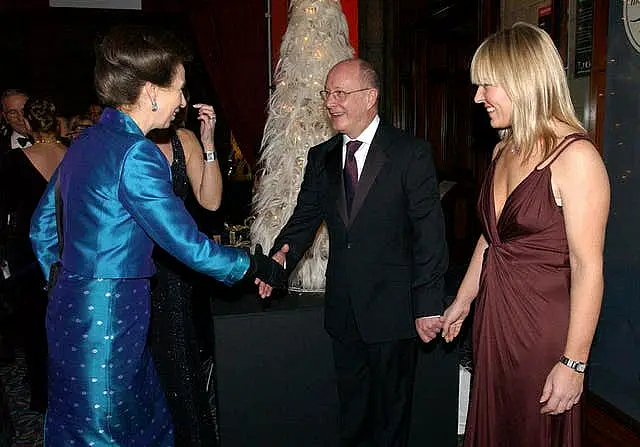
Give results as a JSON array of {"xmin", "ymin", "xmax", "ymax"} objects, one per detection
[
  {"xmin": 204, "ymin": 150, "xmax": 217, "ymax": 162},
  {"xmin": 559, "ymin": 355, "xmax": 587, "ymax": 373}
]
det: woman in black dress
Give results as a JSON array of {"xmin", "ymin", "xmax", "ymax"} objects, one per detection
[
  {"xmin": 148, "ymin": 99, "xmax": 223, "ymax": 446},
  {"xmin": 0, "ymin": 98, "xmax": 66, "ymax": 412}
]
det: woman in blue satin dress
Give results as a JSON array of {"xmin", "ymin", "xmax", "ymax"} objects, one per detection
[{"xmin": 29, "ymin": 25, "xmax": 285, "ymax": 446}]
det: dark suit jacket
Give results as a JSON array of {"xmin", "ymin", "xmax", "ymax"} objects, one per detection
[
  {"xmin": 0, "ymin": 131, "xmax": 32, "ymax": 160},
  {"xmin": 272, "ymin": 122, "xmax": 448, "ymax": 343},
  {"xmin": 0, "ymin": 133, "xmax": 12, "ymax": 160}
]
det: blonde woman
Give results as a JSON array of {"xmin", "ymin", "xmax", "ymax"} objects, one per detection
[{"xmin": 441, "ymin": 23, "xmax": 609, "ymax": 446}]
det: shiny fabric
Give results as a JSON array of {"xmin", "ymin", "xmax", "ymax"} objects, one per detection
[
  {"xmin": 46, "ymin": 270, "xmax": 172, "ymax": 445},
  {"xmin": 465, "ymin": 135, "xmax": 586, "ymax": 447},
  {"xmin": 148, "ymin": 131, "xmax": 218, "ymax": 446},
  {"xmin": 30, "ymin": 108, "xmax": 250, "ymax": 446},
  {"xmin": 30, "ymin": 108, "xmax": 250, "ymax": 283}
]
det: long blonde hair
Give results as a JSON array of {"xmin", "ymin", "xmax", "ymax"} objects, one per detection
[{"xmin": 471, "ymin": 22, "xmax": 584, "ymax": 161}]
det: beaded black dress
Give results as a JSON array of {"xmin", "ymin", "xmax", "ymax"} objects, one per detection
[{"xmin": 148, "ymin": 131, "xmax": 218, "ymax": 446}]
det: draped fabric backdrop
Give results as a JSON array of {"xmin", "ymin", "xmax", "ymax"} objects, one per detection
[
  {"xmin": 185, "ymin": 0, "xmax": 270, "ymax": 167},
  {"xmin": 0, "ymin": 0, "xmax": 358, "ymax": 168}
]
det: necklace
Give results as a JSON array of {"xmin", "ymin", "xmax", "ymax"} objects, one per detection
[{"xmin": 34, "ymin": 136, "xmax": 60, "ymax": 144}]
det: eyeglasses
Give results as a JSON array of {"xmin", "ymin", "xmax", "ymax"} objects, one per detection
[{"xmin": 319, "ymin": 88, "xmax": 373, "ymax": 102}]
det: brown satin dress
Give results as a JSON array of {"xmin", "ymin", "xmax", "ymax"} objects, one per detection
[{"xmin": 464, "ymin": 134, "xmax": 587, "ymax": 447}]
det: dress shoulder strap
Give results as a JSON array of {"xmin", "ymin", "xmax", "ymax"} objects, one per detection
[
  {"xmin": 169, "ymin": 129, "xmax": 190, "ymax": 199},
  {"xmin": 535, "ymin": 133, "xmax": 591, "ymax": 169},
  {"xmin": 491, "ymin": 140, "xmax": 509, "ymax": 164}
]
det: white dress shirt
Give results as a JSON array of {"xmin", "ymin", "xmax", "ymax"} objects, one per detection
[{"xmin": 341, "ymin": 115, "xmax": 380, "ymax": 180}]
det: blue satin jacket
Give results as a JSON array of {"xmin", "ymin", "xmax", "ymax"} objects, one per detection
[{"xmin": 30, "ymin": 108, "xmax": 249, "ymax": 284}]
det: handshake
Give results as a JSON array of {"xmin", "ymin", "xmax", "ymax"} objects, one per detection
[{"xmin": 247, "ymin": 244, "xmax": 289, "ymax": 298}]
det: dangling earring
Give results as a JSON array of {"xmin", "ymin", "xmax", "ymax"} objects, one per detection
[{"xmin": 151, "ymin": 99, "xmax": 158, "ymax": 112}]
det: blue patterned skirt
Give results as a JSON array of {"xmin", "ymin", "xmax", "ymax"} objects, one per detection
[{"xmin": 45, "ymin": 269, "xmax": 173, "ymax": 446}]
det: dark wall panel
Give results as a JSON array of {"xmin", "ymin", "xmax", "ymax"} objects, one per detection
[{"xmin": 588, "ymin": 0, "xmax": 640, "ymax": 422}]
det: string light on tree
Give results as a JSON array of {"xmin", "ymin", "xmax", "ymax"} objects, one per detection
[{"xmin": 251, "ymin": 0, "xmax": 354, "ymax": 292}]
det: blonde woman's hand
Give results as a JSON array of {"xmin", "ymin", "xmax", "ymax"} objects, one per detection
[
  {"xmin": 539, "ymin": 363, "xmax": 584, "ymax": 415},
  {"xmin": 441, "ymin": 298, "xmax": 471, "ymax": 342}
]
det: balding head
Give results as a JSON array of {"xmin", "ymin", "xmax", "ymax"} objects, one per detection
[{"xmin": 324, "ymin": 59, "xmax": 379, "ymax": 138}]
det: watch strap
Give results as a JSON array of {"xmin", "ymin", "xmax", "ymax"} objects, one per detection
[{"xmin": 559, "ymin": 355, "xmax": 587, "ymax": 373}]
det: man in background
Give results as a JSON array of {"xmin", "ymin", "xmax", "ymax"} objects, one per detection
[{"xmin": 0, "ymin": 90, "xmax": 31, "ymax": 156}]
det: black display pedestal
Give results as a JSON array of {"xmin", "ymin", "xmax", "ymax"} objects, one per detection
[{"xmin": 213, "ymin": 291, "xmax": 459, "ymax": 447}]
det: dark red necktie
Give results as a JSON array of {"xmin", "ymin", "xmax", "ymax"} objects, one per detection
[{"xmin": 344, "ymin": 140, "xmax": 362, "ymax": 215}]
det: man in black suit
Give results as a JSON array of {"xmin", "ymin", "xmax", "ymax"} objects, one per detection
[
  {"xmin": 259, "ymin": 59, "xmax": 448, "ymax": 447},
  {"xmin": 0, "ymin": 90, "xmax": 32, "ymax": 157}
]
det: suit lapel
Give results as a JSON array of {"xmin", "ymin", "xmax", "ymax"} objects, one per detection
[
  {"xmin": 326, "ymin": 137, "xmax": 348, "ymax": 225},
  {"xmin": 349, "ymin": 125, "xmax": 389, "ymax": 225}
]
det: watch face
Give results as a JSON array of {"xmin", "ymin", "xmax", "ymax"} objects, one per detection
[{"xmin": 576, "ymin": 363, "xmax": 586, "ymax": 373}]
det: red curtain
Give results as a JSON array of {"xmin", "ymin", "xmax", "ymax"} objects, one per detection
[{"xmin": 185, "ymin": 0, "xmax": 269, "ymax": 167}]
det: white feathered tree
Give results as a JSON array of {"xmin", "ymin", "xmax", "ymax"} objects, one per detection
[{"xmin": 251, "ymin": 0, "xmax": 354, "ymax": 292}]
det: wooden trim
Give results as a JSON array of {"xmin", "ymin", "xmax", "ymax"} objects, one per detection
[
  {"xmin": 552, "ymin": 0, "xmax": 569, "ymax": 63},
  {"xmin": 584, "ymin": 392, "xmax": 640, "ymax": 446},
  {"xmin": 478, "ymin": 0, "xmax": 500, "ymax": 40},
  {"xmin": 587, "ymin": 0, "xmax": 609, "ymax": 152}
]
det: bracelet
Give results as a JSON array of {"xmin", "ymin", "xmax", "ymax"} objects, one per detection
[
  {"xmin": 204, "ymin": 150, "xmax": 217, "ymax": 162},
  {"xmin": 559, "ymin": 355, "xmax": 587, "ymax": 373}
]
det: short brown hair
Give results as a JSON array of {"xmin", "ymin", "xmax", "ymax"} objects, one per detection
[{"xmin": 94, "ymin": 25, "xmax": 191, "ymax": 108}]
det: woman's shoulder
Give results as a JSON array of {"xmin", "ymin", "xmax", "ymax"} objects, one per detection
[
  {"xmin": 553, "ymin": 132, "xmax": 599, "ymax": 163},
  {"xmin": 175, "ymin": 127, "xmax": 200, "ymax": 152},
  {"xmin": 175, "ymin": 127, "xmax": 198, "ymax": 145},
  {"xmin": 550, "ymin": 133, "xmax": 607, "ymax": 186},
  {"xmin": 176, "ymin": 127, "xmax": 196, "ymax": 137}
]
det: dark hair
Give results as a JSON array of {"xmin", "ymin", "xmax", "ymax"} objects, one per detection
[
  {"xmin": 94, "ymin": 25, "xmax": 192, "ymax": 108},
  {"xmin": 24, "ymin": 98, "xmax": 57, "ymax": 133}
]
